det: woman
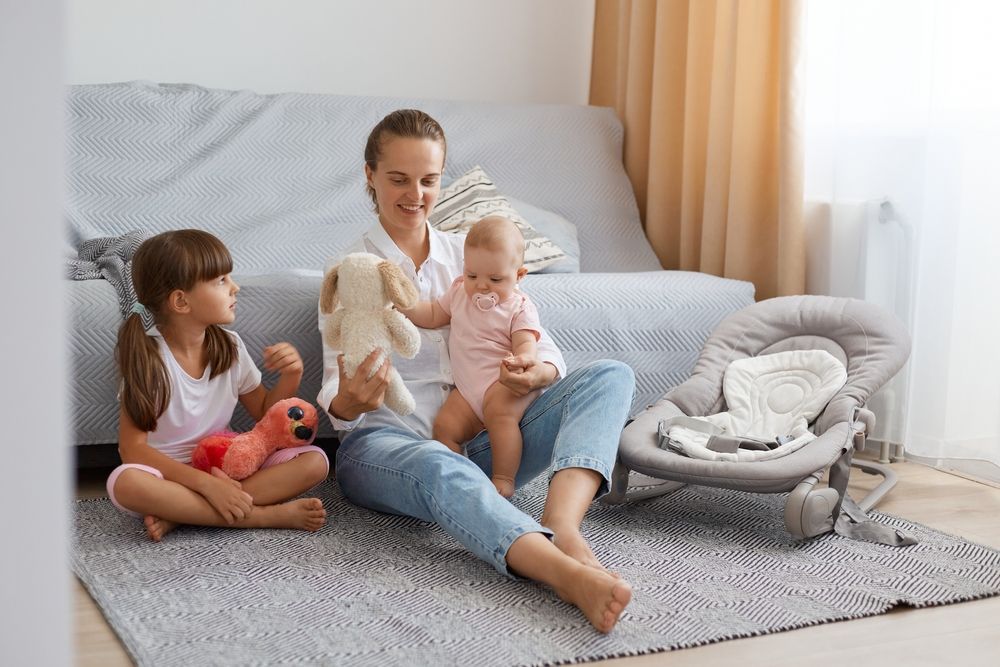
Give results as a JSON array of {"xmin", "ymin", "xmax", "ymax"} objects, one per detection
[{"xmin": 317, "ymin": 109, "xmax": 634, "ymax": 633}]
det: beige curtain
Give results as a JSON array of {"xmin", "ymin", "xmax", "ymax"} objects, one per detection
[{"xmin": 591, "ymin": 0, "xmax": 805, "ymax": 299}]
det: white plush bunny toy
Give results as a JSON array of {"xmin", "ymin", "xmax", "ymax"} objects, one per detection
[{"xmin": 319, "ymin": 252, "xmax": 421, "ymax": 415}]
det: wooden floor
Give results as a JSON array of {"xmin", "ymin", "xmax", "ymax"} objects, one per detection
[{"xmin": 74, "ymin": 454, "xmax": 1000, "ymax": 666}]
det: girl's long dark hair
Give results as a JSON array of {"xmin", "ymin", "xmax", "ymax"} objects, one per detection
[{"xmin": 116, "ymin": 229, "xmax": 237, "ymax": 432}]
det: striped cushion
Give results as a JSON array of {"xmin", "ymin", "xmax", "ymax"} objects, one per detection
[{"xmin": 429, "ymin": 166, "xmax": 566, "ymax": 272}]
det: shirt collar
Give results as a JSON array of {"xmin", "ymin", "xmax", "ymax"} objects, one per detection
[
  {"xmin": 364, "ymin": 222, "xmax": 407, "ymax": 265},
  {"xmin": 425, "ymin": 224, "xmax": 452, "ymax": 268},
  {"xmin": 365, "ymin": 221, "xmax": 452, "ymax": 271}
]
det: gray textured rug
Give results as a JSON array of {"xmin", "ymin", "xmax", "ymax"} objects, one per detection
[{"xmin": 73, "ymin": 477, "xmax": 1000, "ymax": 666}]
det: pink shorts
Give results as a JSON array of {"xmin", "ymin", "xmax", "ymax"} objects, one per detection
[{"xmin": 105, "ymin": 445, "xmax": 329, "ymax": 517}]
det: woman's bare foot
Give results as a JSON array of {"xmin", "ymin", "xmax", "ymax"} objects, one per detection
[
  {"xmin": 554, "ymin": 564, "xmax": 632, "ymax": 633},
  {"xmin": 143, "ymin": 515, "xmax": 178, "ymax": 542},
  {"xmin": 254, "ymin": 497, "xmax": 326, "ymax": 531},
  {"xmin": 492, "ymin": 476, "xmax": 515, "ymax": 498}
]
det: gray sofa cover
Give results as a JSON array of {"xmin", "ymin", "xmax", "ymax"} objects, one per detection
[{"xmin": 66, "ymin": 82, "xmax": 755, "ymax": 444}]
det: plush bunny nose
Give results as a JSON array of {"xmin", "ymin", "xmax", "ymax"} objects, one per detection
[{"xmin": 294, "ymin": 425, "xmax": 314, "ymax": 440}]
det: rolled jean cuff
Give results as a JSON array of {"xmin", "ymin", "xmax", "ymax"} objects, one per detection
[
  {"xmin": 549, "ymin": 456, "xmax": 614, "ymax": 499},
  {"xmin": 496, "ymin": 524, "xmax": 555, "ymax": 580}
]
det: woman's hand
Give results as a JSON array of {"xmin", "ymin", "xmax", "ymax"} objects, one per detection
[
  {"xmin": 199, "ymin": 468, "xmax": 254, "ymax": 524},
  {"xmin": 329, "ymin": 349, "xmax": 392, "ymax": 420},
  {"xmin": 499, "ymin": 356, "xmax": 556, "ymax": 397},
  {"xmin": 263, "ymin": 342, "xmax": 304, "ymax": 378}
]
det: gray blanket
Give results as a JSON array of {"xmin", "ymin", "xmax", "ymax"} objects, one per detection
[
  {"xmin": 67, "ymin": 230, "xmax": 153, "ymax": 330},
  {"xmin": 66, "ymin": 82, "xmax": 661, "ymax": 274}
]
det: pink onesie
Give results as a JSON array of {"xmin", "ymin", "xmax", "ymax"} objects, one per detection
[{"xmin": 436, "ymin": 276, "xmax": 542, "ymax": 421}]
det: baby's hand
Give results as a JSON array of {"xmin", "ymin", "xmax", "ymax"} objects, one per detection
[
  {"xmin": 503, "ymin": 354, "xmax": 535, "ymax": 374},
  {"xmin": 263, "ymin": 342, "xmax": 304, "ymax": 377}
]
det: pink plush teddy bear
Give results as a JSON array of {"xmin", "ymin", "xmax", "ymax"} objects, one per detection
[{"xmin": 190, "ymin": 397, "xmax": 319, "ymax": 480}]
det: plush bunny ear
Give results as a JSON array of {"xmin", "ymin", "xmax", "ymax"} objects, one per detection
[
  {"xmin": 378, "ymin": 260, "xmax": 418, "ymax": 309},
  {"xmin": 319, "ymin": 266, "xmax": 340, "ymax": 314}
]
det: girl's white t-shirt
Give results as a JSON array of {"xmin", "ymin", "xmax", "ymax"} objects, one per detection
[{"xmin": 147, "ymin": 330, "xmax": 262, "ymax": 463}]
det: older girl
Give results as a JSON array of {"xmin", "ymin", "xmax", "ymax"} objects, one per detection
[{"xmin": 109, "ymin": 229, "xmax": 328, "ymax": 541}]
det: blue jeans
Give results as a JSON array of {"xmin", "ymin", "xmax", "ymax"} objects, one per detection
[{"xmin": 336, "ymin": 360, "xmax": 635, "ymax": 576}]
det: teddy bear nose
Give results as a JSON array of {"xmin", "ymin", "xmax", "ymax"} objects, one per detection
[
  {"xmin": 287, "ymin": 406, "xmax": 305, "ymax": 420},
  {"xmin": 294, "ymin": 425, "xmax": 313, "ymax": 440}
]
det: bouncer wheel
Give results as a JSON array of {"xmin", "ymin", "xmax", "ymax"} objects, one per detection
[{"xmin": 784, "ymin": 472, "xmax": 839, "ymax": 539}]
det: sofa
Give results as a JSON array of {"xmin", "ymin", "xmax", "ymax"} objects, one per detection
[{"xmin": 66, "ymin": 81, "xmax": 755, "ymax": 446}]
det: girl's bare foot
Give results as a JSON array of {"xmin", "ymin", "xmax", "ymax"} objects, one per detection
[
  {"xmin": 143, "ymin": 515, "xmax": 178, "ymax": 542},
  {"xmin": 255, "ymin": 498, "xmax": 326, "ymax": 531},
  {"xmin": 492, "ymin": 476, "xmax": 515, "ymax": 498},
  {"xmin": 554, "ymin": 564, "xmax": 632, "ymax": 633}
]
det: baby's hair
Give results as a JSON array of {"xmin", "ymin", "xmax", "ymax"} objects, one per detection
[
  {"xmin": 116, "ymin": 229, "xmax": 238, "ymax": 432},
  {"xmin": 465, "ymin": 216, "xmax": 525, "ymax": 265},
  {"xmin": 364, "ymin": 109, "xmax": 447, "ymax": 212}
]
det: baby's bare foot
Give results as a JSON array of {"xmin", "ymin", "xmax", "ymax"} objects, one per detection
[
  {"xmin": 492, "ymin": 476, "xmax": 515, "ymax": 499},
  {"xmin": 266, "ymin": 498, "xmax": 326, "ymax": 532},
  {"xmin": 143, "ymin": 515, "xmax": 177, "ymax": 542},
  {"xmin": 549, "ymin": 526, "xmax": 606, "ymax": 571},
  {"xmin": 555, "ymin": 565, "xmax": 632, "ymax": 633}
]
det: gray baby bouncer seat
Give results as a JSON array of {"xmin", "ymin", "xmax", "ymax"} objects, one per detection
[{"xmin": 605, "ymin": 295, "xmax": 916, "ymax": 546}]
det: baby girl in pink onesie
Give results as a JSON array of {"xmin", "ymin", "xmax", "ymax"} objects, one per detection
[{"xmin": 402, "ymin": 216, "xmax": 555, "ymax": 497}]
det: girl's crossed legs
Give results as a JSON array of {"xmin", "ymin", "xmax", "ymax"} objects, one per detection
[{"xmin": 108, "ymin": 445, "xmax": 330, "ymax": 540}]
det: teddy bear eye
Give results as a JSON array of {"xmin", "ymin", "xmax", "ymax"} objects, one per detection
[{"xmin": 287, "ymin": 406, "xmax": 304, "ymax": 420}]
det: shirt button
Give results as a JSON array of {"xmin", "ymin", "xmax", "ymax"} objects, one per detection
[{"xmin": 441, "ymin": 384, "xmax": 449, "ymax": 391}]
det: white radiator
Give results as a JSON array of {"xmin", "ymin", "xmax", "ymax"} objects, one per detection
[{"xmin": 805, "ymin": 197, "xmax": 916, "ymax": 457}]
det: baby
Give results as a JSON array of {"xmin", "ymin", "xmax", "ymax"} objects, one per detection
[{"xmin": 403, "ymin": 216, "xmax": 556, "ymax": 497}]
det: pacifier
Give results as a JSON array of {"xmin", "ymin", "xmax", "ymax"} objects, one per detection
[{"xmin": 473, "ymin": 292, "xmax": 500, "ymax": 311}]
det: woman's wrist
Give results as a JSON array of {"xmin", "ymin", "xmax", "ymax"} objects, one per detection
[
  {"xmin": 330, "ymin": 393, "xmax": 362, "ymax": 421},
  {"xmin": 537, "ymin": 361, "xmax": 558, "ymax": 388}
]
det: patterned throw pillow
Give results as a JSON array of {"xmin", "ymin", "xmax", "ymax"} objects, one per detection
[{"xmin": 429, "ymin": 166, "xmax": 567, "ymax": 273}]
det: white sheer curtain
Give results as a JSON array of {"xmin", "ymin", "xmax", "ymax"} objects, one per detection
[{"xmin": 803, "ymin": 0, "xmax": 1000, "ymax": 480}]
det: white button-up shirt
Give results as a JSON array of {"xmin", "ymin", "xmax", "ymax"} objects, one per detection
[{"xmin": 317, "ymin": 222, "xmax": 567, "ymax": 439}]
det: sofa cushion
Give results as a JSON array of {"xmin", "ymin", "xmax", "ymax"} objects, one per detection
[
  {"xmin": 69, "ymin": 269, "xmax": 754, "ymax": 444},
  {"xmin": 428, "ymin": 166, "xmax": 566, "ymax": 273},
  {"xmin": 508, "ymin": 197, "xmax": 580, "ymax": 274}
]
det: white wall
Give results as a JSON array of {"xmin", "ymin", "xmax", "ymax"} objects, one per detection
[
  {"xmin": 67, "ymin": 0, "xmax": 596, "ymax": 105},
  {"xmin": 0, "ymin": 1, "xmax": 70, "ymax": 664}
]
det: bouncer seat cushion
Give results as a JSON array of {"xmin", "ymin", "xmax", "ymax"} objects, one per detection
[{"xmin": 660, "ymin": 350, "xmax": 848, "ymax": 462}]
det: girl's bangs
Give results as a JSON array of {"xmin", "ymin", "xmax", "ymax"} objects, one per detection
[{"xmin": 188, "ymin": 235, "xmax": 234, "ymax": 282}]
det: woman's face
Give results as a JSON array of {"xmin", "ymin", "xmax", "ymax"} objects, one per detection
[{"xmin": 365, "ymin": 136, "xmax": 445, "ymax": 238}]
